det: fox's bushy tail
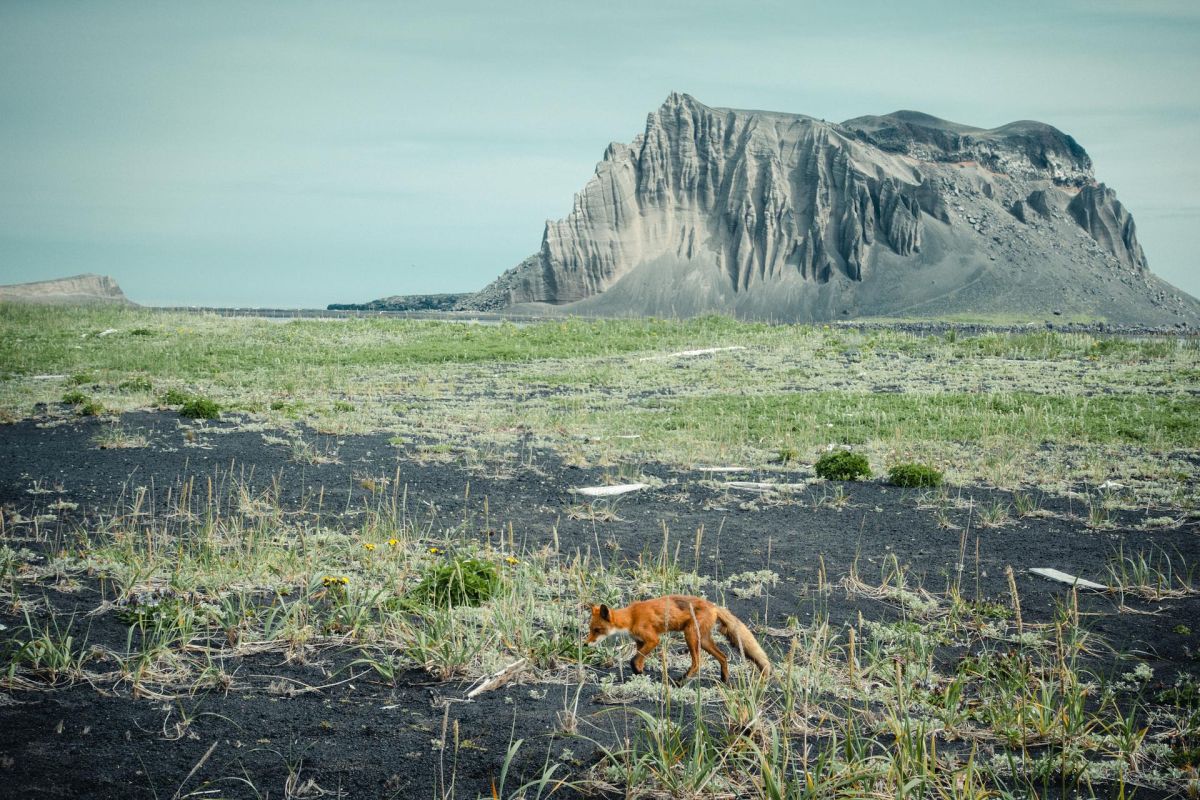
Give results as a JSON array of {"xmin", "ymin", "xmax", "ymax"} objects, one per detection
[{"xmin": 715, "ymin": 607, "xmax": 771, "ymax": 676}]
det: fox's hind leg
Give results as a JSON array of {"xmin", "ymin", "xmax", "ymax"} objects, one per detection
[
  {"xmin": 701, "ymin": 633, "xmax": 730, "ymax": 683},
  {"xmin": 675, "ymin": 624, "xmax": 703, "ymax": 685}
]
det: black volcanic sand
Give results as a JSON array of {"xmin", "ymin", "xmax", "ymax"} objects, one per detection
[{"xmin": 1, "ymin": 412, "xmax": 1197, "ymax": 799}]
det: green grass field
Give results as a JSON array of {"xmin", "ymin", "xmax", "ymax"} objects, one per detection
[{"xmin": 3, "ymin": 304, "xmax": 1197, "ymax": 503}]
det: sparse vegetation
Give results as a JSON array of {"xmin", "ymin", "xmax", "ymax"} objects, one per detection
[
  {"xmin": 117, "ymin": 376, "xmax": 152, "ymax": 392},
  {"xmin": 92, "ymin": 424, "xmax": 150, "ymax": 449},
  {"xmin": 159, "ymin": 387, "xmax": 191, "ymax": 405}
]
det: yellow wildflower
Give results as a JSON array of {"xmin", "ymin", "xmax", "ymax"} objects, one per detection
[
  {"xmin": 387, "ymin": 538, "xmax": 399, "ymax": 547},
  {"xmin": 363, "ymin": 542, "xmax": 376, "ymax": 552}
]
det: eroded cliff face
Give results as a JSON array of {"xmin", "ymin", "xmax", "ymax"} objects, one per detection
[
  {"xmin": 462, "ymin": 93, "xmax": 1195, "ymax": 324},
  {"xmin": 0, "ymin": 273, "xmax": 135, "ymax": 306}
]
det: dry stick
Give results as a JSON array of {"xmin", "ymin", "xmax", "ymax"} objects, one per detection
[
  {"xmin": 974, "ymin": 535, "xmax": 982, "ymax": 603},
  {"xmin": 592, "ymin": 518, "xmax": 604, "ymax": 572},
  {"xmin": 764, "ymin": 535, "xmax": 773, "ymax": 626},
  {"xmin": 1005, "ymin": 565, "xmax": 1023, "ymax": 636},
  {"xmin": 466, "ymin": 658, "xmax": 527, "ymax": 699},
  {"xmin": 713, "ymin": 518, "xmax": 725, "ymax": 584},
  {"xmin": 255, "ymin": 671, "xmax": 362, "ymax": 695},
  {"xmin": 955, "ymin": 528, "xmax": 968, "ymax": 597},
  {"xmin": 170, "ymin": 740, "xmax": 219, "ymax": 800},
  {"xmin": 693, "ymin": 523, "xmax": 704, "ymax": 574},
  {"xmin": 437, "ymin": 703, "xmax": 451, "ymax": 799},
  {"xmin": 847, "ymin": 626, "xmax": 858, "ymax": 691}
]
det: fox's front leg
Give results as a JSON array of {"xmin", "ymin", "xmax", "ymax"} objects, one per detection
[{"xmin": 628, "ymin": 634, "xmax": 659, "ymax": 676}]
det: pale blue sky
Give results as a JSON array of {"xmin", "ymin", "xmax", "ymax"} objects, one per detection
[{"xmin": 1, "ymin": 0, "xmax": 1197, "ymax": 307}]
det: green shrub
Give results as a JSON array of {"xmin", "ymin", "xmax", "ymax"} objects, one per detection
[
  {"xmin": 776, "ymin": 445, "xmax": 800, "ymax": 465},
  {"xmin": 62, "ymin": 389, "xmax": 90, "ymax": 406},
  {"xmin": 67, "ymin": 373, "xmax": 95, "ymax": 386},
  {"xmin": 888, "ymin": 462, "xmax": 943, "ymax": 488},
  {"xmin": 129, "ymin": 327, "xmax": 155, "ymax": 336},
  {"xmin": 160, "ymin": 388, "xmax": 191, "ymax": 405},
  {"xmin": 814, "ymin": 450, "xmax": 871, "ymax": 481},
  {"xmin": 77, "ymin": 400, "xmax": 104, "ymax": 417},
  {"xmin": 412, "ymin": 556, "xmax": 500, "ymax": 607},
  {"xmin": 179, "ymin": 396, "xmax": 220, "ymax": 420}
]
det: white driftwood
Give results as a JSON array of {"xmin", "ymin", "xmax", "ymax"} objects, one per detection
[
  {"xmin": 640, "ymin": 346, "xmax": 745, "ymax": 361},
  {"xmin": 697, "ymin": 466, "xmax": 750, "ymax": 473},
  {"xmin": 575, "ymin": 483, "xmax": 647, "ymax": 498},
  {"xmin": 724, "ymin": 481, "xmax": 808, "ymax": 492},
  {"xmin": 1029, "ymin": 568, "xmax": 1108, "ymax": 591},
  {"xmin": 466, "ymin": 658, "xmax": 527, "ymax": 699}
]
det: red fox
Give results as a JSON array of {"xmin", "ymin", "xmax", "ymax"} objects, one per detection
[{"xmin": 585, "ymin": 595, "xmax": 771, "ymax": 684}]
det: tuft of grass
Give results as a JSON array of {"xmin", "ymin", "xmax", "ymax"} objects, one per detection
[
  {"xmin": 160, "ymin": 387, "xmax": 191, "ymax": 405},
  {"xmin": 976, "ymin": 499, "xmax": 1011, "ymax": 528},
  {"xmin": 815, "ymin": 450, "xmax": 872, "ymax": 481},
  {"xmin": 117, "ymin": 376, "xmax": 152, "ymax": 392},
  {"xmin": 93, "ymin": 425, "xmax": 150, "ymax": 449},
  {"xmin": 887, "ymin": 462, "xmax": 943, "ymax": 488},
  {"xmin": 566, "ymin": 501, "xmax": 623, "ymax": 523},
  {"xmin": 62, "ymin": 389, "xmax": 103, "ymax": 416},
  {"xmin": 1106, "ymin": 546, "xmax": 1196, "ymax": 601},
  {"xmin": 412, "ymin": 556, "xmax": 500, "ymax": 608},
  {"xmin": 288, "ymin": 437, "xmax": 339, "ymax": 465},
  {"xmin": 775, "ymin": 444, "xmax": 800, "ymax": 465},
  {"xmin": 61, "ymin": 389, "xmax": 90, "ymax": 405}
]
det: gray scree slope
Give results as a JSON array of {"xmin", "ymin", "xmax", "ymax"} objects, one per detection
[{"xmin": 461, "ymin": 93, "xmax": 1198, "ymax": 324}]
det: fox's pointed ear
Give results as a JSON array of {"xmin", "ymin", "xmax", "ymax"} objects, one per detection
[{"xmin": 599, "ymin": 604, "xmax": 611, "ymax": 621}]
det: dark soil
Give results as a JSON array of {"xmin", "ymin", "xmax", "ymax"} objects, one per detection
[{"xmin": 1, "ymin": 411, "xmax": 1197, "ymax": 799}]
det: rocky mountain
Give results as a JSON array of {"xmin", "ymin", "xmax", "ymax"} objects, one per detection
[
  {"xmin": 460, "ymin": 94, "xmax": 1198, "ymax": 325},
  {"xmin": 0, "ymin": 274, "xmax": 135, "ymax": 306}
]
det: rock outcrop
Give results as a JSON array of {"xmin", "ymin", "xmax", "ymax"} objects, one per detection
[
  {"xmin": 0, "ymin": 274, "xmax": 135, "ymax": 306},
  {"xmin": 328, "ymin": 293, "xmax": 469, "ymax": 312},
  {"xmin": 460, "ymin": 93, "xmax": 1198, "ymax": 325}
]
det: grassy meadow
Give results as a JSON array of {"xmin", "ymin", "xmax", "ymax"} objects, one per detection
[
  {"xmin": 1, "ymin": 303, "xmax": 1199, "ymax": 798},
  {"xmin": 2, "ymin": 304, "xmax": 1197, "ymax": 501}
]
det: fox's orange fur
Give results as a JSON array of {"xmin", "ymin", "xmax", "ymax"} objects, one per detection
[{"xmin": 585, "ymin": 595, "xmax": 771, "ymax": 683}]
